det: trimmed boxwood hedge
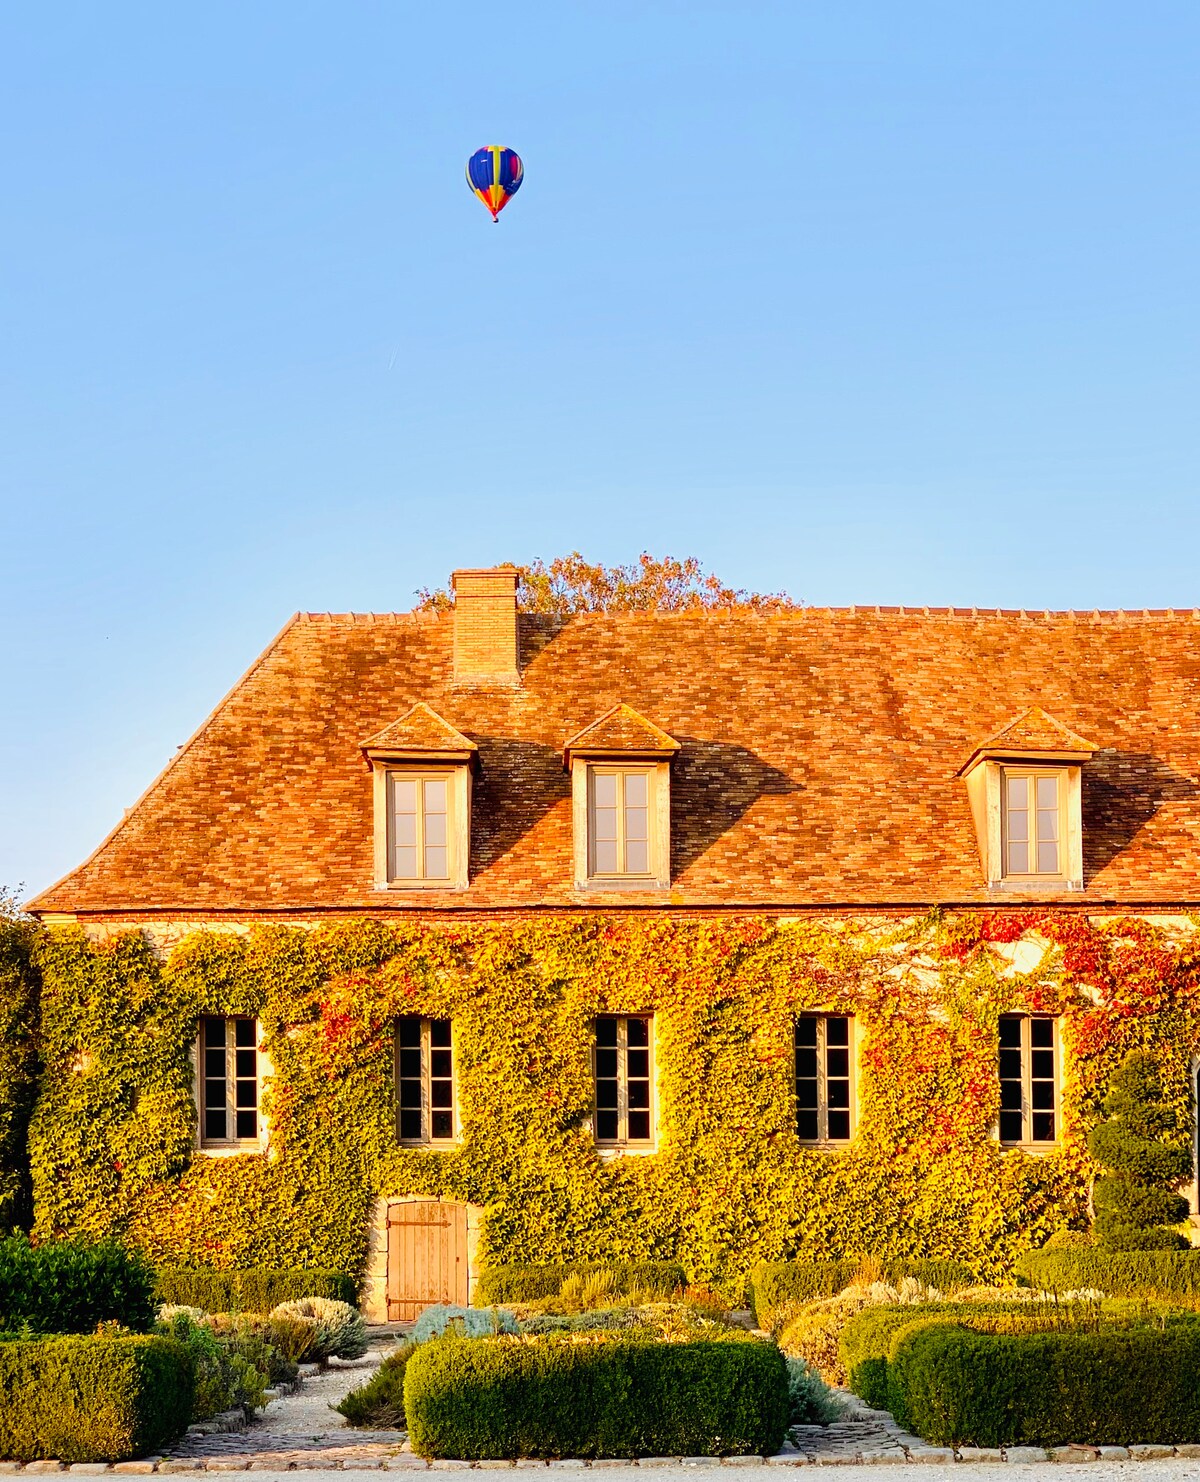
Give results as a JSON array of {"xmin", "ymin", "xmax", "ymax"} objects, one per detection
[
  {"xmin": 0, "ymin": 1335, "xmax": 193, "ymax": 1462},
  {"xmin": 749, "ymin": 1259, "xmax": 975, "ymax": 1329},
  {"xmin": 472, "ymin": 1263, "xmax": 686, "ymax": 1306},
  {"xmin": 887, "ymin": 1320, "xmax": 1200, "ymax": 1447},
  {"xmin": 404, "ymin": 1335, "xmax": 789, "ymax": 1458},
  {"xmin": 154, "ymin": 1266, "xmax": 356, "ymax": 1313},
  {"xmin": 0, "ymin": 1237, "xmax": 155, "ymax": 1334},
  {"xmin": 1015, "ymin": 1248, "xmax": 1200, "ymax": 1297}
]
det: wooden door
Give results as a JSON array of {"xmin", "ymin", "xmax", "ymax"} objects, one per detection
[{"xmin": 386, "ymin": 1200, "xmax": 469, "ymax": 1320}]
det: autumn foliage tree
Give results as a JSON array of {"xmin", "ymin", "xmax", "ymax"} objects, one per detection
[{"xmin": 417, "ymin": 553, "xmax": 797, "ymax": 616}]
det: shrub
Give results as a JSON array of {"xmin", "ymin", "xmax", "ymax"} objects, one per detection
[
  {"xmin": 888, "ymin": 1320, "xmax": 1200, "ymax": 1446},
  {"xmin": 412, "ymin": 1304, "xmax": 519, "ymax": 1343},
  {"xmin": 154, "ymin": 1267, "xmax": 355, "ymax": 1313},
  {"xmin": 1087, "ymin": 1052, "xmax": 1191, "ymax": 1252},
  {"xmin": 337, "ymin": 1341, "xmax": 416, "ymax": 1428},
  {"xmin": 0, "ymin": 1236, "xmax": 156, "ymax": 1334},
  {"xmin": 270, "ymin": 1297, "xmax": 367, "ymax": 1360},
  {"xmin": 155, "ymin": 1311, "xmax": 267, "ymax": 1419},
  {"xmin": 785, "ymin": 1356, "xmax": 844, "ymax": 1424},
  {"xmin": 0, "ymin": 1334, "xmax": 192, "ymax": 1462},
  {"xmin": 404, "ymin": 1334, "xmax": 788, "ymax": 1459},
  {"xmin": 749, "ymin": 1259, "xmax": 973, "ymax": 1332},
  {"xmin": 202, "ymin": 1314, "xmax": 298, "ymax": 1386},
  {"xmin": 1015, "ymin": 1247, "xmax": 1200, "ymax": 1298},
  {"xmin": 473, "ymin": 1263, "xmax": 686, "ymax": 1306},
  {"xmin": 264, "ymin": 1313, "xmax": 320, "ymax": 1364},
  {"xmin": 777, "ymin": 1277, "xmax": 945, "ymax": 1384}
]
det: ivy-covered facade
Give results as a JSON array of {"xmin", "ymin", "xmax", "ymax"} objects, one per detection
[{"xmin": 22, "ymin": 571, "xmax": 1200, "ymax": 1310}]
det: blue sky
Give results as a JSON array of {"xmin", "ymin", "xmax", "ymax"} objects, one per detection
[{"xmin": 2, "ymin": 2, "xmax": 1198, "ymax": 896}]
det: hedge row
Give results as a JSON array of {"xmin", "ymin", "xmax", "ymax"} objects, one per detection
[
  {"xmin": 404, "ymin": 1335, "xmax": 788, "ymax": 1458},
  {"xmin": 0, "ymin": 1237, "xmax": 155, "ymax": 1334},
  {"xmin": 1015, "ymin": 1248, "xmax": 1200, "ymax": 1297},
  {"xmin": 749, "ymin": 1259, "xmax": 975, "ymax": 1329},
  {"xmin": 0, "ymin": 1336, "xmax": 193, "ymax": 1462},
  {"xmin": 889, "ymin": 1321, "xmax": 1200, "ymax": 1447},
  {"xmin": 154, "ymin": 1267, "xmax": 356, "ymax": 1313},
  {"xmin": 472, "ymin": 1263, "xmax": 686, "ymax": 1306}
]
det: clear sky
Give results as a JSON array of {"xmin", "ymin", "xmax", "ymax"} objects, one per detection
[{"xmin": 2, "ymin": 2, "xmax": 1199, "ymax": 897}]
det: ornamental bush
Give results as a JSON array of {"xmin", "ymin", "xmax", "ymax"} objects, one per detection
[
  {"xmin": 155, "ymin": 1311, "xmax": 268, "ymax": 1420},
  {"xmin": 404, "ymin": 1334, "xmax": 789, "ymax": 1459},
  {"xmin": 338, "ymin": 1341, "xmax": 416, "ymax": 1428},
  {"xmin": 750, "ymin": 1259, "xmax": 973, "ymax": 1333},
  {"xmin": 887, "ymin": 1320, "xmax": 1200, "ymax": 1447},
  {"xmin": 270, "ymin": 1297, "xmax": 368, "ymax": 1360},
  {"xmin": 1015, "ymin": 1247, "xmax": 1200, "ymax": 1296},
  {"xmin": 0, "ymin": 1335, "xmax": 192, "ymax": 1462},
  {"xmin": 0, "ymin": 1236, "xmax": 155, "ymax": 1333},
  {"xmin": 1087, "ymin": 1052, "xmax": 1191, "ymax": 1251},
  {"xmin": 155, "ymin": 1266, "xmax": 356, "ymax": 1313},
  {"xmin": 473, "ymin": 1263, "xmax": 686, "ymax": 1306}
]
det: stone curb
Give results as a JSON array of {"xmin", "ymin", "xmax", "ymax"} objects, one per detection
[{"xmin": 8, "ymin": 1445, "xmax": 1200, "ymax": 1470}]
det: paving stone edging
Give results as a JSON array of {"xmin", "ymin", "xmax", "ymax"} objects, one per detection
[{"xmin": 5, "ymin": 1445, "xmax": 1200, "ymax": 1471}]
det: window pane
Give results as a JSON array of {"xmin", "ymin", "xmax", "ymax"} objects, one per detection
[
  {"xmin": 1031, "ymin": 1081, "xmax": 1055, "ymax": 1110},
  {"xmin": 596, "ymin": 1079, "xmax": 619, "ymax": 1108},
  {"xmin": 628, "ymin": 1110, "xmax": 651, "ymax": 1141},
  {"xmin": 826, "ymin": 1017, "xmax": 850, "ymax": 1047},
  {"xmin": 596, "ymin": 1018, "xmax": 618, "ymax": 1046},
  {"xmin": 628, "ymin": 1081, "xmax": 650, "ymax": 1110},
  {"xmin": 1036, "ymin": 775, "xmax": 1058, "ymax": 810},
  {"xmin": 400, "ymin": 1108, "xmax": 423, "ymax": 1140},
  {"xmin": 235, "ymin": 1109, "xmax": 257, "ymax": 1140},
  {"xmin": 424, "ymin": 845, "xmax": 448, "ymax": 879},
  {"xmin": 627, "ymin": 1019, "xmax": 649, "ymax": 1048},
  {"xmin": 999, "ymin": 1111, "xmax": 1024, "ymax": 1143},
  {"xmin": 998, "ymin": 1017, "xmax": 1022, "ymax": 1047},
  {"xmin": 399, "ymin": 1048, "xmax": 422, "ymax": 1079},
  {"xmin": 827, "ymin": 1080, "xmax": 850, "ymax": 1110},
  {"xmin": 593, "ymin": 774, "xmax": 618, "ymax": 807},
  {"xmin": 998, "ymin": 1049, "xmax": 1022, "ymax": 1080},
  {"xmin": 795, "ymin": 1018, "xmax": 818, "ymax": 1047},
  {"xmin": 1000, "ymin": 1081, "xmax": 1023, "ymax": 1110},
  {"xmin": 1036, "ymin": 841, "xmax": 1059, "ymax": 873},
  {"xmin": 594, "ymin": 839, "xmax": 619, "ymax": 873},
  {"xmin": 430, "ymin": 1049, "xmax": 452, "ymax": 1079},
  {"xmin": 424, "ymin": 779, "xmax": 447, "ymax": 813},
  {"xmin": 394, "ymin": 811, "xmax": 417, "ymax": 846},
  {"xmin": 204, "ymin": 1047, "xmax": 226, "ymax": 1078},
  {"xmin": 430, "ymin": 1019, "xmax": 451, "ymax": 1047},
  {"xmin": 624, "ymin": 839, "xmax": 649, "ymax": 874},
  {"xmin": 393, "ymin": 845, "xmax": 418, "ymax": 878},
  {"xmin": 1030, "ymin": 1018, "xmax": 1053, "ymax": 1047},
  {"xmin": 1007, "ymin": 776, "xmax": 1029, "ymax": 810},
  {"xmin": 425, "ymin": 811, "xmax": 447, "ymax": 847},
  {"xmin": 1031, "ymin": 1111, "xmax": 1056, "ymax": 1143},
  {"xmin": 795, "ymin": 1047, "xmax": 818, "ymax": 1079},
  {"xmin": 627, "ymin": 1048, "xmax": 649, "ymax": 1079},
  {"xmin": 797, "ymin": 1108, "xmax": 819, "ymax": 1140},
  {"xmin": 431, "ymin": 1080, "xmax": 453, "ymax": 1109},
  {"xmin": 596, "ymin": 1047, "xmax": 618, "ymax": 1078},
  {"xmin": 393, "ymin": 778, "xmax": 418, "ymax": 813},
  {"xmin": 1007, "ymin": 841, "xmax": 1029, "ymax": 874},
  {"xmin": 624, "ymin": 772, "xmax": 648, "ymax": 808},
  {"xmin": 1036, "ymin": 807, "xmax": 1058, "ymax": 841},
  {"xmin": 432, "ymin": 1110, "xmax": 453, "ymax": 1138},
  {"xmin": 796, "ymin": 1081, "xmax": 819, "ymax": 1109},
  {"xmin": 234, "ymin": 1020, "xmax": 255, "ymax": 1048},
  {"xmin": 596, "ymin": 1109, "xmax": 619, "ymax": 1141},
  {"xmin": 399, "ymin": 1018, "xmax": 422, "ymax": 1048},
  {"xmin": 826, "ymin": 1047, "xmax": 849, "ymax": 1079},
  {"xmin": 1030, "ymin": 1049, "xmax": 1055, "ymax": 1080},
  {"xmin": 1007, "ymin": 808, "xmax": 1028, "ymax": 842},
  {"xmin": 399, "ymin": 1079, "xmax": 422, "ymax": 1107},
  {"xmin": 235, "ymin": 1048, "xmax": 255, "ymax": 1079},
  {"xmin": 827, "ymin": 1110, "xmax": 851, "ymax": 1141},
  {"xmin": 235, "ymin": 1079, "xmax": 256, "ymax": 1109},
  {"xmin": 205, "ymin": 1106, "xmax": 227, "ymax": 1141}
]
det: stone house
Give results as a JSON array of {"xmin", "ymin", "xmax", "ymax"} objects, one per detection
[{"xmin": 25, "ymin": 568, "xmax": 1200, "ymax": 1318}]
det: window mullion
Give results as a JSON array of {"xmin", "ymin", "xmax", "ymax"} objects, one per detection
[
  {"xmin": 619, "ymin": 1019, "xmax": 628, "ymax": 1144},
  {"xmin": 422, "ymin": 1018, "xmax": 431, "ymax": 1142},
  {"xmin": 617, "ymin": 774, "xmax": 627, "ymax": 875},
  {"xmin": 1022, "ymin": 1017, "xmax": 1032, "ymax": 1143},
  {"xmin": 225, "ymin": 1020, "xmax": 236, "ymax": 1143},
  {"xmin": 818, "ymin": 1020, "xmax": 827, "ymax": 1142}
]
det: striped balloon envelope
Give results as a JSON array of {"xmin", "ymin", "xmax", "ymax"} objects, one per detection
[{"xmin": 466, "ymin": 146, "xmax": 524, "ymax": 221}]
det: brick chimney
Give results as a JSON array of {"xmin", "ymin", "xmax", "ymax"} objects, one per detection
[{"xmin": 451, "ymin": 566, "xmax": 520, "ymax": 684}]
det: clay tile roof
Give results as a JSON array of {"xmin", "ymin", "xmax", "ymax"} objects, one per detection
[
  {"xmin": 361, "ymin": 702, "xmax": 477, "ymax": 757},
  {"xmin": 958, "ymin": 706, "xmax": 1099, "ymax": 776},
  {"xmin": 25, "ymin": 607, "xmax": 1200, "ymax": 915},
  {"xmin": 562, "ymin": 703, "xmax": 680, "ymax": 766}
]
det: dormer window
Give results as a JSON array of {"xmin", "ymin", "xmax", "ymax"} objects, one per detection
[
  {"xmin": 563, "ymin": 704, "xmax": 679, "ymax": 891},
  {"xmin": 361, "ymin": 703, "xmax": 476, "ymax": 891},
  {"xmin": 958, "ymin": 707, "xmax": 1096, "ymax": 892}
]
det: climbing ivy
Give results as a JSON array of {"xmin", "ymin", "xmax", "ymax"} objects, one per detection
[{"xmin": 27, "ymin": 912, "xmax": 1200, "ymax": 1290}]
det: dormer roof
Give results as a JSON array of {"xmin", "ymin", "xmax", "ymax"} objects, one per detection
[
  {"xmin": 562, "ymin": 703, "xmax": 681, "ymax": 768},
  {"xmin": 958, "ymin": 706, "xmax": 1098, "ymax": 777},
  {"xmin": 361, "ymin": 702, "xmax": 477, "ymax": 763}
]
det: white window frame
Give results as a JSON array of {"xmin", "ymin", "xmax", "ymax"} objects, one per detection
[
  {"xmin": 795, "ymin": 1014, "xmax": 856, "ymax": 1147},
  {"xmin": 395, "ymin": 1016, "xmax": 458, "ymax": 1146},
  {"xmin": 196, "ymin": 1015, "xmax": 263, "ymax": 1151},
  {"xmin": 570, "ymin": 760, "xmax": 671, "ymax": 890},
  {"xmin": 998, "ymin": 1013, "xmax": 1060, "ymax": 1148},
  {"xmin": 1001, "ymin": 769, "xmax": 1068, "ymax": 881},
  {"xmin": 593, "ymin": 1014, "xmax": 657, "ymax": 1151},
  {"xmin": 372, "ymin": 765, "xmax": 471, "ymax": 891},
  {"xmin": 587, "ymin": 766, "xmax": 655, "ymax": 879}
]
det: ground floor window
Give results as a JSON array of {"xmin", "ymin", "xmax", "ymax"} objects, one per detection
[
  {"xmin": 594, "ymin": 1014, "xmax": 654, "ymax": 1147},
  {"xmin": 999, "ymin": 1013, "xmax": 1058, "ymax": 1145},
  {"xmin": 396, "ymin": 1016, "xmax": 456, "ymax": 1144},
  {"xmin": 795, "ymin": 1014, "xmax": 854, "ymax": 1144},
  {"xmin": 200, "ymin": 1015, "xmax": 260, "ymax": 1146}
]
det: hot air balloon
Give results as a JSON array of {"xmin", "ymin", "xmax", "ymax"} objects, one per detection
[{"xmin": 466, "ymin": 146, "xmax": 523, "ymax": 222}]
